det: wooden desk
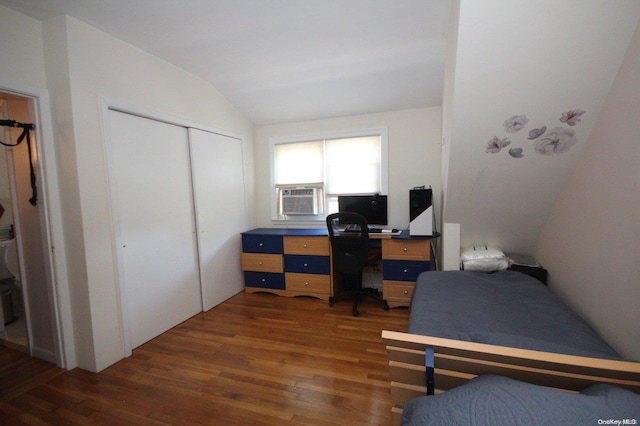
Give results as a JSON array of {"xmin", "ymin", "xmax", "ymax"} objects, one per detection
[{"xmin": 240, "ymin": 228, "xmax": 435, "ymax": 305}]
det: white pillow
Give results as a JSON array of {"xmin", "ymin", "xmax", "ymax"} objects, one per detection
[
  {"xmin": 460, "ymin": 246, "xmax": 508, "ymax": 272},
  {"xmin": 462, "ymin": 258, "xmax": 509, "ymax": 272},
  {"xmin": 460, "ymin": 246, "xmax": 506, "ymax": 261}
]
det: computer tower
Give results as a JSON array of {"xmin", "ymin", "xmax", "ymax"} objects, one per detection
[{"xmin": 409, "ymin": 188, "xmax": 433, "ymax": 236}]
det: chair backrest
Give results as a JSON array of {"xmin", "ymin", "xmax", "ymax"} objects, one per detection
[{"xmin": 326, "ymin": 212, "xmax": 370, "ymax": 274}]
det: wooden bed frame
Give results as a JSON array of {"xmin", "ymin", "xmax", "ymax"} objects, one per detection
[{"xmin": 382, "ymin": 330, "xmax": 640, "ymax": 426}]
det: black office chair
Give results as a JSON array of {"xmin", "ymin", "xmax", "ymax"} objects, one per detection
[{"xmin": 326, "ymin": 212, "xmax": 389, "ymax": 316}]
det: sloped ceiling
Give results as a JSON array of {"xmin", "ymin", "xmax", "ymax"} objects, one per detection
[
  {"xmin": 0, "ymin": 0, "xmax": 451, "ymax": 125},
  {"xmin": 444, "ymin": 0, "xmax": 640, "ymax": 254}
]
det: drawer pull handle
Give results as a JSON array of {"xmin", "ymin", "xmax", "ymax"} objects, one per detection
[
  {"xmin": 303, "ymin": 244, "xmax": 307, "ymax": 248},
  {"xmin": 259, "ymin": 242, "xmax": 264, "ymax": 247},
  {"xmin": 404, "ymin": 290, "xmax": 408, "ymax": 295},
  {"xmin": 305, "ymin": 282, "xmax": 309, "ymax": 286},
  {"xmin": 304, "ymin": 263, "xmax": 308, "ymax": 267},
  {"xmin": 403, "ymin": 269, "xmax": 408, "ymax": 273},
  {"xmin": 261, "ymin": 278, "xmax": 266, "ymax": 283},
  {"xmin": 259, "ymin": 261, "xmax": 263, "ymax": 265},
  {"xmin": 403, "ymin": 247, "xmax": 408, "ymax": 252}
]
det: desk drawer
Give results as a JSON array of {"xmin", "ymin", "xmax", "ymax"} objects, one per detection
[
  {"xmin": 244, "ymin": 272, "xmax": 285, "ymax": 290},
  {"xmin": 241, "ymin": 253, "xmax": 284, "ymax": 273},
  {"xmin": 284, "ymin": 255, "xmax": 330, "ymax": 274},
  {"xmin": 382, "ymin": 239, "xmax": 430, "ymax": 261},
  {"xmin": 383, "ymin": 280, "xmax": 415, "ymax": 299},
  {"xmin": 383, "ymin": 280, "xmax": 415, "ymax": 308},
  {"xmin": 286, "ymin": 272, "xmax": 330, "ymax": 294},
  {"xmin": 242, "ymin": 234, "xmax": 283, "ymax": 253},
  {"xmin": 283, "ymin": 236, "xmax": 329, "ymax": 255},
  {"xmin": 382, "ymin": 260, "xmax": 430, "ymax": 281}
]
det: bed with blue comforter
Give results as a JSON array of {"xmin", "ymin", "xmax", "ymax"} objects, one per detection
[
  {"xmin": 408, "ymin": 270, "xmax": 620, "ymax": 360},
  {"xmin": 381, "ymin": 270, "xmax": 640, "ymax": 426}
]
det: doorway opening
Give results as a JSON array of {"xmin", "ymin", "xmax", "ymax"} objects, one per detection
[{"xmin": 0, "ymin": 91, "xmax": 58, "ymax": 363}]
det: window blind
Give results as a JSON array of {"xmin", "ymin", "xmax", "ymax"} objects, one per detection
[
  {"xmin": 325, "ymin": 136, "xmax": 381, "ymax": 194},
  {"xmin": 274, "ymin": 140, "xmax": 323, "ymax": 185}
]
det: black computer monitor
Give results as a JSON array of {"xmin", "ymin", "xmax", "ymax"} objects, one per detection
[{"xmin": 337, "ymin": 194, "xmax": 388, "ymax": 225}]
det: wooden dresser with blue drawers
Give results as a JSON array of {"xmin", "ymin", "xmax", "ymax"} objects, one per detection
[
  {"xmin": 241, "ymin": 228, "xmax": 332, "ymax": 300},
  {"xmin": 241, "ymin": 228, "xmax": 432, "ymax": 306}
]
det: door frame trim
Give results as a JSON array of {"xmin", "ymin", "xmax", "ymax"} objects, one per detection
[{"xmin": 0, "ymin": 79, "xmax": 71, "ymax": 369}]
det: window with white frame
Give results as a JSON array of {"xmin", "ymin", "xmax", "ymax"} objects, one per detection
[{"xmin": 271, "ymin": 128, "xmax": 387, "ymax": 222}]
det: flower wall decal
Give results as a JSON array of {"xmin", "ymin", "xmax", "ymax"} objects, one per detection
[
  {"xmin": 527, "ymin": 126, "xmax": 546, "ymax": 140},
  {"xmin": 508, "ymin": 147, "xmax": 524, "ymax": 158},
  {"xmin": 503, "ymin": 115, "xmax": 529, "ymax": 133},
  {"xmin": 485, "ymin": 109, "xmax": 585, "ymax": 158},
  {"xmin": 486, "ymin": 136, "xmax": 511, "ymax": 153},
  {"xmin": 534, "ymin": 127, "xmax": 577, "ymax": 155},
  {"xmin": 560, "ymin": 109, "xmax": 585, "ymax": 126}
]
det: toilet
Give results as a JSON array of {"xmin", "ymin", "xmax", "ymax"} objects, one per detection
[
  {"xmin": 0, "ymin": 239, "xmax": 19, "ymax": 325},
  {"xmin": 0, "ymin": 238, "xmax": 18, "ymax": 280}
]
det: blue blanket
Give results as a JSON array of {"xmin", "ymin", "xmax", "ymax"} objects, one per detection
[
  {"xmin": 402, "ymin": 374, "xmax": 640, "ymax": 425},
  {"xmin": 408, "ymin": 271, "xmax": 620, "ymax": 359}
]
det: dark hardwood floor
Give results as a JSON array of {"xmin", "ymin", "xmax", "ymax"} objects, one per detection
[{"xmin": 1, "ymin": 291, "xmax": 409, "ymax": 425}]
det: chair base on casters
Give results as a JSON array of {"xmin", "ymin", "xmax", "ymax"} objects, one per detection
[{"xmin": 329, "ymin": 288, "xmax": 389, "ymax": 317}]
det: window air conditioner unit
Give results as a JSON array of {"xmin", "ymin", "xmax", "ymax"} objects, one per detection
[{"xmin": 282, "ymin": 187, "xmax": 319, "ymax": 215}]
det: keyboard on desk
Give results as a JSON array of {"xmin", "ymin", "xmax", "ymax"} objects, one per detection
[
  {"xmin": 370, "ymin": 228, "xmax": 401, "ymax": 235},
  {"xmin": 342, "ymin": 227, "xmax": 401, "ymax": 235}
]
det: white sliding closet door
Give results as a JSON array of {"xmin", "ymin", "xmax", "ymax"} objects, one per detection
[
  {"xmin": 108, "ymin": 110, "xmax": 202, "ymax": 350},
  {"xmin": 190, "ymin": 129, "xmax": 248, "ymax": 310}
]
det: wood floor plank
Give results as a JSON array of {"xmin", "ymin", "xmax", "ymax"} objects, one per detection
[{"xmin": 1, "ymin": 291, "xmax": 408, "ymax": 425}]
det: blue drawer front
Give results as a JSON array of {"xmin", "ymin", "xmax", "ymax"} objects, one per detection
[
  {"xmin": 284, "ymin": 255, "xmax": 330, "ymax": 274},
  {"xmin": 383, "ymin": 260, "xmax": 431, "ymax": 281},
  {"xmin": 242, "ymin": 234, "xmax": 283, "ymax": 253},
  {"xmin": 244, "ymin": 272, "xmax": 285, "ymax": 290}
]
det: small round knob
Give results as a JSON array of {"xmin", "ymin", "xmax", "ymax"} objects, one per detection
[
  {"xmin": 303, "ymin": 244, "xmax": 307, "ymax": 248},
  {"xmin": 403, "ymin": 247, "xmax": 408, "ymax": 252},
  {"xmin": 259, "ymin": 242, "xmax": 264, "ymax": 247},
  {"xmin": 261, "ymin": 278, "xmax": 266, "ymax": 283},
  {"xmin": 259, "ymin": 261, "xmax": 263, "ymax": 265},
  {"xmin": 304, "ymin": 263, "xmax": 308, "ymax": 267},
  {"xmin": 403, "ymin": 290, "xmax": 408, "ymax": 295},
  {"xmin": 305, "ymin": 282, "xmax": 309, "ymax": 286},
  {"xmin": 403, "ymin": 269, "xmax": 408, "ymax": 273}
]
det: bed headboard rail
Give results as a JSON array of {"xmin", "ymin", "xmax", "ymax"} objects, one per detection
[{"xmin": 383, "ymin": 330, "xmax": 640, "ymax": 422}]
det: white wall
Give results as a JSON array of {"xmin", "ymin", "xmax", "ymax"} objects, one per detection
[
  {"xmin": 536, "ymin": 20, "xmax": 640, "ymax": 361},
  {"xmin": 443, "ymin": 0, "xmax": 640, "ymax": 254},
  {"xmin": 253, "ymin": 107, "xmax": 442, "ymax": 231},
  {"xmin": 42, "ymin": 14, "xmax": 87, "ymax": 370},
  {"xmin": 41, "ymin": 15, "xmax": 254, "ymax": 371},
  {"xmin": 0, "ymin": 5, "xmax": 46, "ymax": 88}
]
